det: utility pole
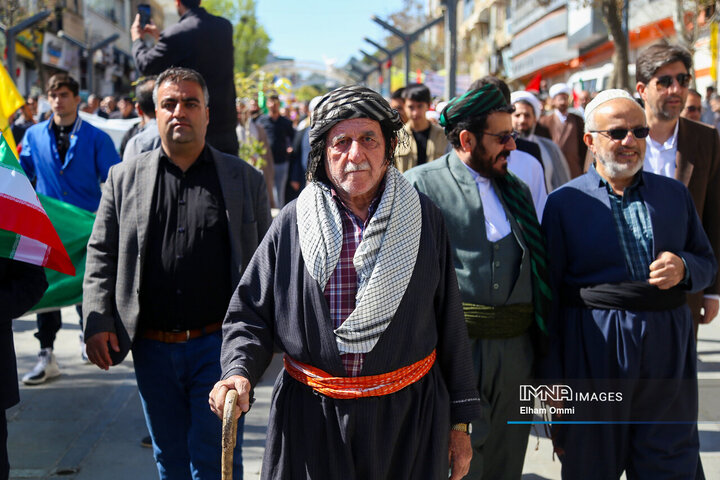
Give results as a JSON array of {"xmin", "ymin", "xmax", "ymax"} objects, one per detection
[
  {"xmin": 371, "ymin": 14, "xmax": 444, "ymax": 86},
  {"xmin": 359, "ymin": 50, "xmax": 385, "ymax": 94},
  {"xmin": 364, "ymin": 38, "xmax": 402, "ymax": 95},
  {"xmin": 0, "ymin": 10, "xmax": 52, "ymax": 84},
  {"xmin": 348, "ymin": 60, "xmax": 375, "ymax": 85},
  {"xmin": 87, "ymin": 34, "xmax": 119, "ymax": 93},
  {"xmin": 58, "ymin": 31, "xmax": 119, "ymax": 93},
  {"xmin": 443, "ymin": 0, "xmax": 457, "ymax": 99}
]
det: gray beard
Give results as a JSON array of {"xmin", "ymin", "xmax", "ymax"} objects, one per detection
[
  {"xmin": 650, "ymin": 99, "xmax": 681, "ymax": 122},
  {"xmin": 597, "ymin": 152, "xmax": 644, "ymax": 180}
]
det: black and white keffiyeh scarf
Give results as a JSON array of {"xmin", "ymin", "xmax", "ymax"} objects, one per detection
[{"xmin": 296, "ymin": 167, "xmax": 422, "ymax": 354}]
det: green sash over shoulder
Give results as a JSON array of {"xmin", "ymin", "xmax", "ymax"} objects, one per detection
[{"xmin": 494, "ymin": 172, "xmax": 551, "ymax": 335}]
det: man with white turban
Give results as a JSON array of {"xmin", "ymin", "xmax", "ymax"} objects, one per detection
[
  {"xmin": 511, "ymin": 90, "xmax": 572, "ymax": 191},
  {"xmin": 541, "ymin": 89, "xmax": 716, "ymax": 478},
  {"xmin": 539, "ymin": 82, "xmax": 586, "ymax": 178}
]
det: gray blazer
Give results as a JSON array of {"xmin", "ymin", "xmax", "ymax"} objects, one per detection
[{"xmin": 82, "ymin": 146, "xmax": 271, "ymax": 363}]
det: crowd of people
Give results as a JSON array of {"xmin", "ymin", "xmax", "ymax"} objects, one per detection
[{"xmin": 2, "ymin": 0, "xmax": 720, "ymax": 478}]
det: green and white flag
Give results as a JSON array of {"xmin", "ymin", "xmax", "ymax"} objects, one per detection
[{"xmin": 0, "ymin": 134, "xmax": 95, "ymax": 311}]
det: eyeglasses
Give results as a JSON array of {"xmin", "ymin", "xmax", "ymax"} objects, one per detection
[
  {"xmin": 654, "ymin": 73, "xmax": 692, "ymax": 89},
  {"xmin": 685, "ymin": 105, "xmax": 702, "ymax": 113},
  {"xmin": 480, "ymin": 130, "xmax": 518, "ymax": 145},
  {"xmin": 590, "ymin": 127, "xmax": 650, "ymax": 140}
]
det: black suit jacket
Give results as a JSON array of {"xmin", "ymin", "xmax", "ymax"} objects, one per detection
[
  {"xmin": 133, "ymin": 7, "xmax": 236, "ymax": 148},
  {"xmin": 83, "ymin": 146, "xmax": 271, "ymax": 364},
  {"xmin": 0, "ymin": 258, "xmax": 47, "ymax": 408}
]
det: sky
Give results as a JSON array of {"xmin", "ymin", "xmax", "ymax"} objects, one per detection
[{"xmin": 255, "ymin": 0, "xmax": 408, "ymax": 68}]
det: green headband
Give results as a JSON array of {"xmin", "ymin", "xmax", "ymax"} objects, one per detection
[{"xmin": 439, "ymin": 84, "xmax": 507, "ymax": 130}]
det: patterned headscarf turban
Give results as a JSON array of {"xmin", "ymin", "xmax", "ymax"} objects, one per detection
[
  {"xmin": 309, "ymin": 85, "xmax": 403, "ymax": 147},
  {"xmin": 307, "ymin": 85, "xmax": 404, "ymax": 181},
  {"xmin": 439, "ymin": 83, "xmax": 507, "ymax": 133}
]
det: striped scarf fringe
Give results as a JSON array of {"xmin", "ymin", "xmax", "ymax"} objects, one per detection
[{"xmin": 495, "ymin": 172, "xmax": 551, "ymax": 334}]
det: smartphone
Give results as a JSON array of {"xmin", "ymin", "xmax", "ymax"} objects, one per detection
[{"xmin": 138, "ymin": 3, "xmax": 152, "ymax": 28}]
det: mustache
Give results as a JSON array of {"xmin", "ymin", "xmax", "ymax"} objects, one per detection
[
  {"xmin": 498, "ymin": 150, "xmax": 511, "ymax": 160},
  {"xmin": 344, "ymin": 161, "xmax": 371, "ymax": 173},
  {"xmin": 664, "ymin": 95, "xmax": 684, "ymax": 103}
]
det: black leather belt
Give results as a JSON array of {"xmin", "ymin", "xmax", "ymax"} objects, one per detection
[{"xmin": 141, "ymin": 321, "xmax": 222, "ymax": 343}]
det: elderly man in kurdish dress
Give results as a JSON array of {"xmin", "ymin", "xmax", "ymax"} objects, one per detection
[{"xmin": 209, "ymin": 85, "xmax": 481, "ymax": 480}]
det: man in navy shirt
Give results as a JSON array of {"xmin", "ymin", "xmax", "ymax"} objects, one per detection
[
  {"xmin": 19, "ymin": 73, "xmax": 119, "ymax": 384},
  {"xmin": 257, "ymin": 95, "xmax": 295, "ymax": 207}
]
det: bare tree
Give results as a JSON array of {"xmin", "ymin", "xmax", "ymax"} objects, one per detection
[
  {"xmin": 674, "ymin": 0, "xmax": 716, "ymax": 55},
  {"xmin": 600, "ymin": 0, "xmax": 631, "ymax": 90}
]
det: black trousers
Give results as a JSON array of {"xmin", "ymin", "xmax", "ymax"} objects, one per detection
[
  {"xmin": 34, "ymin": 305, "xmax": 83, "ymax": 349},
  {"xmin": 1, "ymin": 409, "xmax": 8, "ymax": 480}
]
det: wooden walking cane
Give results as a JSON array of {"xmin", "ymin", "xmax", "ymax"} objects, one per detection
[{"xmin": 221, "ymin": 389, "xmax": 239, "ymax": 480}]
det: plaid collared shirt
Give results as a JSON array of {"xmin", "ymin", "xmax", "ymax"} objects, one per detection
[
  {"xmin": 323, "ymin": 189, "xmax": 382, "ymax": 377},
  {"xmin": 602, "ymin": 175, "xmax": 654, "ymax": 281}
]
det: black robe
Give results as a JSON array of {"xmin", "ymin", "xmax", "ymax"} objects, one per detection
[{"xmin": 220, "ymin": 194, "xmax": 481, "ymax": 479}]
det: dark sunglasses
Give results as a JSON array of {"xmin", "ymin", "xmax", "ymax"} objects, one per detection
[
  {"xmin": 481, "ymin": 130, "xmax": 518, "ymax": 144},
  {"xmin": 685, "ymin": 105, "xmax": 702, "ymax": 113},
  {"xmin": 590, "ymin": 127, "xmax": 650, "ymax": 140},
  {"xmin": 654, "ymin": 73, "xmax": 691, "ymax": 89}
]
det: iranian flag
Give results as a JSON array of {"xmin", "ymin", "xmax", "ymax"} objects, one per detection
[{"xmin": 0, "ymin": 134, "xmax": 75, "ymax": 275}]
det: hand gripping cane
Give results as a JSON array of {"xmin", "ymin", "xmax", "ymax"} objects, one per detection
[{"xmin": 221, "ymin": 389, "xmax": 239, "ymax": 480}]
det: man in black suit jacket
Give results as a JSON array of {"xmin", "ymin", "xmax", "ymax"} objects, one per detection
[
  {"xmin": 0, "ymin": 259, "xmax": 47, "ymax": 479},
  {"xmin": 131, "ymin": 0, "xmax": 238, "ymax": 155},
  {"xmin": 83, "ymin": 68, "xmax": 270, "ymax": 479}
]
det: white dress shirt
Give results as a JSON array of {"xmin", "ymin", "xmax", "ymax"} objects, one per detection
[
  {"xmin": 463, "ymin": 163, "xmax": 512, "ymax": 242},
  {"xmin": 507, "ymin": 150, "xmax": 547, "ymax": 218},
  {"xmin": 643, "ymin": 121, "xmax": 679, "ymax": 178},
  {"xmin": 554, "ymin": 109, "xmax": 568, "ymax": 124}
]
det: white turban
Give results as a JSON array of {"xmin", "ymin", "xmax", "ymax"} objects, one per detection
[
  {"xmin": 436, "ymin": 101, "xmax": 448, "ymax": 115},
  {"xmin": 511, "ymin": 91, "xmax": 542, "ymax": 119},
  {"xmin": 426, "ymin": 109, "xmax": 440, "ymax": 122},
  {"xmin": 583, "ymin": 89, "xmax": 636, "ymax": 125},
  {"xmin": 549, "ymin": 83, "xmax": 572, "ymax": 99}
]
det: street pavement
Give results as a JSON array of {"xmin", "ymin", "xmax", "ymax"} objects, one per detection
[{"xmin": 7, "ymin": 305, "xmax": 720, "ymax": 479}]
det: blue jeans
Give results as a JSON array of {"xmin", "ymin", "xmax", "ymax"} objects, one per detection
[
  {"xmin": 273, "ymin": 161, "xmax": 289, "ymax": 208},
  {"xmin": 133, "ymin": 332, "xmax": 243, "ymax": 480}
]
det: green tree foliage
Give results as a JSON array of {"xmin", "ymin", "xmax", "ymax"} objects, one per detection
[
  {"xmin": 294, "ymin": 84, "xmax": 324, "ymax": 102},
  {"xmin": 202, "ymin": 0, "xmax": 271, "ymax": 75}
]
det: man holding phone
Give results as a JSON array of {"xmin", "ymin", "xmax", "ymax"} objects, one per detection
[{"xmin": 131, "ymin": 0, "xmax": 238, "ymax": 156}]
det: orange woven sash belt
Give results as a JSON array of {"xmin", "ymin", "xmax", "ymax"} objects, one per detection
[{"xmin": 283, "ymin": 349, "xmax": 437, "ymax": 399}]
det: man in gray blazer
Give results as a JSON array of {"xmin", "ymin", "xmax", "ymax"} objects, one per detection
[{"xmin": 82, "ymin": 67, "xmax": 270, "ymax": 479}]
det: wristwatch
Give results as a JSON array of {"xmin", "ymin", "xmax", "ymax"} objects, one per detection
[{"xmin": 451, "ymin": 422, "xmax": 472, "ymax": 435}]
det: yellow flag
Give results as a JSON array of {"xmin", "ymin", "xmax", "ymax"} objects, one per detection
[
  {"xmin": 711, "ymin": 22, "xmax": 718, "ymax": 83},
  {"xmin": 0, "ymin": 62, "xmax": 25, "ymax": 156}
]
